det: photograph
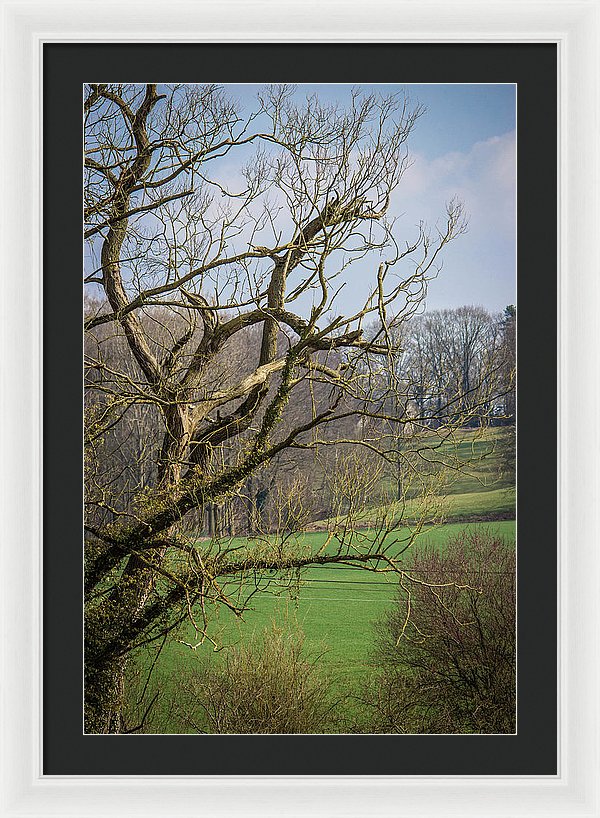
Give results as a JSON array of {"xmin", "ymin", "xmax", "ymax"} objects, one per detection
[{"xmin": 83, "ymin": 81, "xmax": 516, "ymax": 736}]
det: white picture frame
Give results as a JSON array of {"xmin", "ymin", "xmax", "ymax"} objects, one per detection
[{"xmin": 1, "ymin": 1, "xmax": 598, "ymax": 815}]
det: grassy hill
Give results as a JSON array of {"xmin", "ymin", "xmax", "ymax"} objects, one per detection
[{"xmin": 322, "ymin": 485, "xmax": 516, "ymax": 528}]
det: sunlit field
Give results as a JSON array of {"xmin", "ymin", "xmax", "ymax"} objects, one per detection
[{"xmin": 129, "ymin": 519, "xmax": 515, "ymax": 732}]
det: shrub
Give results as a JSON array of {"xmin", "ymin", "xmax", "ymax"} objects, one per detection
[
  {"xmin": 367, "ymin": 529, "xmax": 515, "ymax": 733},
  {"xmin": 170, "ymin": 625, "xmax": 338, "ymax": 733}
]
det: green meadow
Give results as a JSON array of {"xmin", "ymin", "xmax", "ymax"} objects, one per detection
[{"xmin": 131, "ymin": 518, "xmax": 516, "ymax": 731}]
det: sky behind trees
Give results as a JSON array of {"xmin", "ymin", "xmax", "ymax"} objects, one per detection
[{"xmin": 226, "ymin": 83, "xmax": 516, "ymax": 314}]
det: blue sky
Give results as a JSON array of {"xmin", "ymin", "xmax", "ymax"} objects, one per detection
[
  {"xmin": 226, "ymin": 83, "xmax": 516, "ymax": 314},
  {"xmin": 86, "ymin": 84, "xmax": 516, "ymax": 317}
]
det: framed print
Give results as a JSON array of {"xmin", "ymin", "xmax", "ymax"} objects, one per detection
[
  {"xmin": 62, "ymin": 45, "xmax": 542, "ymax": 769},
  {"xmin": 1, "ymin": 1, "xmax": 599, "ymax": 816}
]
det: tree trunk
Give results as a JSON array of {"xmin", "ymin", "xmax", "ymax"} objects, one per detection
[
  {"xmin": 84, "ymin": 540, "xmax": 168, "ymax": 733},
  {"xmin": 84, "ymin": 653, "xmax": 128, "ymax": 734},
  {"xmin": 246, "ymin": 476, "xmax": 257, "ymax": 534}
]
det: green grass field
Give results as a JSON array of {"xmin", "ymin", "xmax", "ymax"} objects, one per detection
[
  {"xmin": 179, "ymin": 520, "xmax": 515, "ymax": 680},
  {"xmin": 432, "ymin": 427, "xmax": 514, "ymax": 494},
  {"xmin": 131, "ymin": 519, "xmax": 516, "ymax": 731},
  {"xmin": 332, "ymin": 485, "xmax": 515, "ymax": 528}
]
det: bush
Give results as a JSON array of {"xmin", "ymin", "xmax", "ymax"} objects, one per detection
[
  {"xmin": 367, "ymin": 529, "xmax": 515, "ymax": 733},
  {"xmin": 170, "ymin": 625, "xmax": 338, "ymax": 733}
]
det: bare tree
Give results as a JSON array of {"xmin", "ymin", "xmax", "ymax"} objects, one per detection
[{"xmin": 84, "ymin": 83, "xmax": 475, "ymax": 733}]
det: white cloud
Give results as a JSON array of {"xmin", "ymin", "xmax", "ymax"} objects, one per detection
[
  {"xmin": 393, "ymin": 130, "xmax": 516, "ymax": 236},
  {"xmin": 383, "ymin": 131, "xmax": 516, "ymax": 312}
]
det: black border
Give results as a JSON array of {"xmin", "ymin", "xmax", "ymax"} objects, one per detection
[{"xmin": 44, "ymin": 43, "xmax": 557, "ymax": 776}]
